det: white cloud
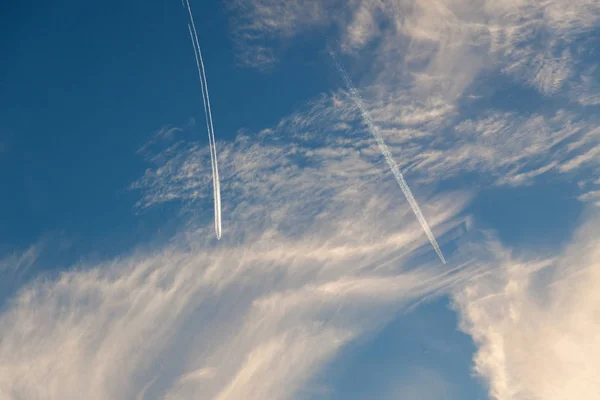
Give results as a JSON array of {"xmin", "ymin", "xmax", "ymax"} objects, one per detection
[
  {"xmin": 0, "ymin": 107, "xmax": 475, "ymax": 399},
  {"xmin": 570, "ymin": 66, "xmax": 600, "ymax": 106},
  {"xmin": 128, "ymin": 27, "xmax": 600, "ymax": 391},
  {"xmin": 530, "ymin": 49, "xmax": 572, "ymax": 95},
  {"xmin": 224, "ymin": 0, "xmax": 600, "ymax": 200},
  {"xmin": 0, "ymin": 239, "xmax": 57, "ymax": 301},
  {"xmin": 578, "ymin": 190, "xmax": 600, "ymax": 207},
  {"xmin": 164, "ymin": 89, "xmax": 600, "ymax": 197},
  {"xmin": 226, "ymin": 0, "xmax": 331, "ymax": 68},
  {"xmin": 0, "ymin": 229, "xmax": 458, "ymax": 399},
  {"xmin": 0, "ymin": 243, "xmax": 41, "ymax": 276},
  {"xmin": 3, "ymin": 1, "xmax": 600, "ymax": 397},
  {"xmin": 229, "ymin": 0, "xmax": 600, "ymax": 103},
  {"xmin": 496, "ymin": 161, "xmax": 558, "ymax": 187},
  {"xmin": 0, "ymin": 204, "xmax": 471, "ymax": 399},
  {"xmin": 342, "ymin": 1, "xmax": 381, "ymax": 51},
  {"xmin": 559, "ymin": 145, "xmax": 600, "ymax": 172},
  {"xmin": 452, "ymin": 212, "xmax": 600, "ymax": 400},
  {"xmin": 137, "ymin": 126, "xmax": 183, "ymax": 157},
  {"xmin": 6, "ymin": 102, "xmax": 599, "ymax": 399}
]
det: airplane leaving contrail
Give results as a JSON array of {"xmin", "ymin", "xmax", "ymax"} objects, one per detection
[
  {"xmin": 184, "ymin": 0, "xmax": 222, "ymax": 239},
  {"xmin": 331, "ymin": 52, "xmax": 446, "ymax": 264}
]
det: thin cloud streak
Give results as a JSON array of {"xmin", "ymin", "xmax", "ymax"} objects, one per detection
[
  {"xmin": 331, "ymin": 52, "xmax": 446, "ymax": 264},
  {"xmin": 0, "ymin": 166, "xmax": 471, "ymax": 400},
  {"xmin": 185, "ymin": 0, "xmax": 222, "ymax": 239}
]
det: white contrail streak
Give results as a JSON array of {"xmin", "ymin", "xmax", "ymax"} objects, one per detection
[
  {"xmin": 184, "ymin": 0, "xmax": 222, "ymax": 239},
  {"xmin": 331, "ymin": 52, "xmax": 446, "ymax": 264},
  {"xmin": 187, "ymin": 24, "xmax": 221, "ymax": 239}
]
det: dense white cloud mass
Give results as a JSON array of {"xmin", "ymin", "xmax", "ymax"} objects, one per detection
[{"xmin": 453, "ymin": 213, "xmax": 600, "ymax": 399}]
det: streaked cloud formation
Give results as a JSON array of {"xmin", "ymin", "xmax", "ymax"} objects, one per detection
[
  {"xmin": 228, "ymin": 0, "xmax": 600, "ymax": 201},
  {"xmin": 147, "ymin": 0, "xmax": 600, "ymax": 397},
  {"xmin": 0, "ymin": 119, "xmax": 472, "ymax": 398},
  {"xmin": 1, "ymin": 0, "xmax": 600, "ymax": 399}
]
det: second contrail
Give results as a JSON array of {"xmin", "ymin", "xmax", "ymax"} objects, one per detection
[
  {"xmin": 331, "ymin": 52, "xmax": 446, "ymax": 264},
  {"xmin": 184, "ymin": 0, "xmax": 222, "ymax": 239}
]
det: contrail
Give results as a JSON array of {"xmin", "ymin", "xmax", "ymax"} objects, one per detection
[
  {"xmin": 331, "ymin": 52, "xmax": 446, "ymax": 264},
  {"xmin": 184, "ymin": 0, "xmax": 222, "ymax": 239}
]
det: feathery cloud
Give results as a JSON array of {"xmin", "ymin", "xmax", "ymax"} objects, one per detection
[{"xmin": 1, "ymin": 103, "xmax": 473, "ymax": 399}]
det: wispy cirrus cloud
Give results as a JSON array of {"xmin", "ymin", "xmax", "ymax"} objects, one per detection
[
  {"xmin": 0, "ymin": 243, "xmax": 42, "ymax": 301},
  {"xmin": 578, "ymin": 190, "xmax": 600, "ymax": 207},
  {"xmin": 4, "ymin": 85, "xmax": 600, "ymax": 400},
  {"xmin": 4, "ymin": 120, "xmax": 599, "ymax": 399},
  {"xmin": 570, "ymin": 66, "xmax": 600, "ymax": 106},
  {"xmin": 0, "ymin": 216, "xmax": 466, "ymax": 400},
  {"xmin": 2, "ymin": 1, "xmax": 600, "ymax": 398},
  {"xmin": 139, "ymin": 89, "xmax": 600, "ymax": 202},
  {"xmin": 135, "ymin": 1, "xmax": 600, "ymax": 385},
  {"xmin": 1, "ymin": 98, "xmax": 475, "ymax": 399},
  {"xmin": 226, "ymin": 0, "xmax": 331, "ymax": 68},
  {"xmin": 228, "ymin": 0, "xmax": 600, "ymax": 99},
  {"xmin": 226, "ymin": 0, "xmax": 600, "ymax": 197},
  {"xmin": 0, "ymin": 199, "xmax": 469, "ymax": 400},
  {"xmin": 131, "ymin": 74, "xmax": 600, "ymax": 398}
]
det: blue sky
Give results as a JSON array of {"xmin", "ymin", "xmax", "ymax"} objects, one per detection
[
  {"xmin": 1, "ymin": 0, "xmax": 600, "ymax": 399},
  {"xmin": 0, "ymin": 0, "xmax": 327, "ymax": 253}
]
